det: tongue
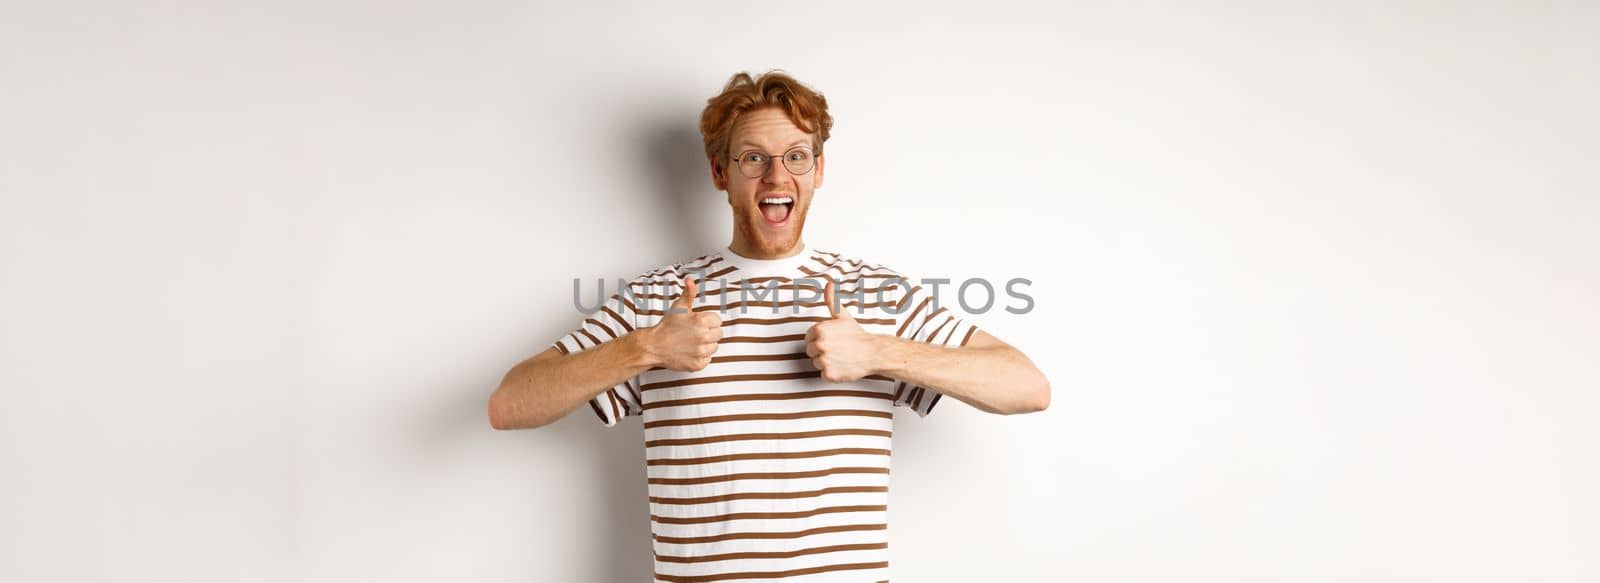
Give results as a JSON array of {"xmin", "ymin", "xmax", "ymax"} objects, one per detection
[{"xmin": 760, "ymin": 203, "xmax": 791, "ymax": 223}]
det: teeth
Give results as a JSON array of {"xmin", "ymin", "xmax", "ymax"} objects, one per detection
[{"xmin": 760, "ymin": 197, "xmax": 794, "ymax": 205}]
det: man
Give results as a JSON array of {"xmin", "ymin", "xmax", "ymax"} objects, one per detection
[{"xmin": 488, "ymin": 70, "xmax": 1050, "ymax": 582}]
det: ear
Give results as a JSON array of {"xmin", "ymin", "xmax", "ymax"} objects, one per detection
[
  {"xmin": 813, "ymin": 153, "xmax": 825, "ymax": 190},
  {"xmin": 709, "ymin": 156, "xmax": 727, "ymax": 191}
]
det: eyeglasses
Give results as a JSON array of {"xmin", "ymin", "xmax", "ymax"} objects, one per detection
[{"xmin": 728, "ymin": 146, "xmax": 817, "ymax": 178}]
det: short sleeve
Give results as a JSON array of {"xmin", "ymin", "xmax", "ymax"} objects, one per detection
[
  {"xmin": 888, "ymin": 279, "xmax": 981, "ymax": 417},
  {"xmin": 551, "ymin": 290, "xmax": 644, "ymax": 427}
]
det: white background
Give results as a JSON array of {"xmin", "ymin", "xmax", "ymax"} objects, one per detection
[{"xmin": 2, "ymin": 1, "xmax": 1596, "ymax": 581}]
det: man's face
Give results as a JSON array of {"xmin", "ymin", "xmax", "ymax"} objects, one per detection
[{"xmin": 711, "ymin": 107, "xmax": 825, "ymax": 258}]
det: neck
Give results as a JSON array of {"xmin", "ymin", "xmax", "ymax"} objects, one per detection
[{"xmin": 728, "ymin": 237, "xmax": 804, "ymax": 260}]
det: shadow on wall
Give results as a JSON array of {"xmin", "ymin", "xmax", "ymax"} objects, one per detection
[
  {"xmin": 639, "ymin": 117, "xmax": 724, "ymax": 257},
  {"xmin": 420, "ymin": 118, "xmax": 720, "ymax": 581}
]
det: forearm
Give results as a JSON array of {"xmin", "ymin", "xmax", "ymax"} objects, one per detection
[
  {"xmin": 871, "ymin": 334, "xmax": 1050, "ymax": 415},
  {"xmin": 489, "ymin": 330, "xmax": 657, "ymax": 430}
]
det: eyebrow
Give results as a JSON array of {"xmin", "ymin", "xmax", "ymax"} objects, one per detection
[{"xmin": 734, "ymin": 139, "xmax": 812, "ymax": 151}]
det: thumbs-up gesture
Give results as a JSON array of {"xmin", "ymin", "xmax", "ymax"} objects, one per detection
[
  {"xmin": 643, "ymin": 276, "xmax": 722, "ymax": 372},
  {"xmin": 806, "ymin": 278, "xmax": 881, "ymax": 383}
]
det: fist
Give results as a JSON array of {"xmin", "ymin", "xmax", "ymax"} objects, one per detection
[
  {"xmin": 806, "ymin": 278, "xmax": 881, "ymax": 383},
  {"xmin": 646, "ymin": 276, "xmax": 722, "ymax": 371}
]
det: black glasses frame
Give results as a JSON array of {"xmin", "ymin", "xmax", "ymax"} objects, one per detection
[{"xmin": 728, "ymin": 146, "xmax": 818, "ymax": 178}]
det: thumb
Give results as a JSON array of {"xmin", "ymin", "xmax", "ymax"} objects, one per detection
[
  {"xmin": 824, "ymin": 278, "xmax": 850, "ymax": 319},
  {"xmin": 673, "ymin": 276, "xmax": 697, "ymax": 313}
]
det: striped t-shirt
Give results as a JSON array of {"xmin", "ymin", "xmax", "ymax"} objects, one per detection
[{"xmin": 551, "ymin": 244, "xmax": 980, "ymax": 583}]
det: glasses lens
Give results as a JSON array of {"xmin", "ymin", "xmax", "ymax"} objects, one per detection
[
  {"xmin": 736, "ymin": 152, "xmax": 768, "ymax": 178},
  {"xmin": 782, "ymin": 149, "xmax": 814, "ymax": 175}
]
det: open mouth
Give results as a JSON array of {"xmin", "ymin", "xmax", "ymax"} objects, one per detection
[{"xmin": 757, "ymin": 195, "xmax": 794, "ymax": 226}]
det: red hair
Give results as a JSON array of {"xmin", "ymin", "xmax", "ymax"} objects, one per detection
[{"xmin": 699, "ymin": 70, "xmax": 834, "ymax": 166}]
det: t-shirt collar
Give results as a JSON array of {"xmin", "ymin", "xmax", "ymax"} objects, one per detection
[{"xmin": 715, "ymin": 242, "xmax": 812, "ymax": 278}]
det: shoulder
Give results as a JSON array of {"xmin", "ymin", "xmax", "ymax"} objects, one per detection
[
  {"xmin": 807, "ymin": 248, "xmax": 901, "ymax": 275},
  {"xmin": 805, "ymin": 248, "xmax": 914, "ymax": 291},
  {"xmin": 619, "ymin": 252, "xmax": 729, "ymax": 293}
]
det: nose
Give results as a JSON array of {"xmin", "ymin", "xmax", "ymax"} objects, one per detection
[{"xmin": 761, "ymin": 157, "xmax": 788, "ymax": 183}]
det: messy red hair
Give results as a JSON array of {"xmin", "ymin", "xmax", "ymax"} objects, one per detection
[{"xmin": 699, "ymin": 70, "xmax": 833, "ymax": 167}]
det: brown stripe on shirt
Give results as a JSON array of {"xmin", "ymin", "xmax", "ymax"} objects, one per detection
[
  {"xmin": 643, "ymin": 409, "xmax": 893, "ymax": 429},
  {"xmin": 653, "ymin": 561, "xmax": 889, "ymax": 583},
  {"xmin": 894, "ymin": 296, "xmax": 931, "ymax": 337},
  {"xmin": 646, "ymin": 466, "xmax": 889, "ymax": 486},
  {"xmin": 708, "ymin": 352, "xmax": 812, "ymax": 364},
  {"xmin": 643, "ymin": 390, "xmax": 893, "ymax": 411},
  {"xmin": 720, "ymin": 315, "xmax": 896, "ymax": 327},
  {"xmin": 646, "ymin": 447, "xmax": 890, "ymax": 467},
  {"xmin": 654, "ymin": 541, "xmax": 888, "ymax": 564},
  {"xmin": 599, "ymin": 305, "xmax": 633, "ymax": 332},
  {"xmin": 649, "ymin": 485, "xmax": 889, "ymax": 505},
  {"xmin": 650, "ymin": 504, "xmax": 887, "ymax": 525},
  {"xmin": 642, "ymin": 370, "xmax": 821, "ymax": 391},
  {"xmin": 645, "ymin": 428, "xmax": 891, "ymax": 448},
  {"xmin": 650, "ymin": 522, "xmax": 886, "ymax": 544},
  {"xmin": 718, "ymin": 333, "xmax": 808, "ymax": 344}
]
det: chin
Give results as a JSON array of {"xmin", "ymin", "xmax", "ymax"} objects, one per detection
[
  {"xmin": 736, "ymin": 210, "xmax": 805, "ymax": 255},
  {"xmin": 747, "ymin": 229, "xmax": 793, "ymax": 250}
]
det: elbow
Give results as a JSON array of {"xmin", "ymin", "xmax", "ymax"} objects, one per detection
[
  {"xmin": 488, "ymin": 388, "xmax": 546, "ymax": 431},
  {"xmin": 1032, "ymin": 378, "xmax": 1052, "ymax": 412},
  {"xmin": 1015, "ymin": 373, "xmax": 1051, "ymax": 414},
  {"xmin": 998, "ymin": 347, "xmax": 1050, "ymax": 415},
  {"xmin": 487, "ymin": 392, "xmax": 513, "ymax": 430}
]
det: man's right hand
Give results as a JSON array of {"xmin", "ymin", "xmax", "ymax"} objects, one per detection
[{"xmin": 641, "ymin": 275, "xmax": 722, "ymax": 371}]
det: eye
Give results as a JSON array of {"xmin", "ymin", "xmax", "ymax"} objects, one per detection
[
  {"xmin": 786, "ymin": 151, "xmax": 810, "ymax": 162},
  {"xmin": 743, "ymin": 153, "xmax": 767, "ymax": 163}
]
